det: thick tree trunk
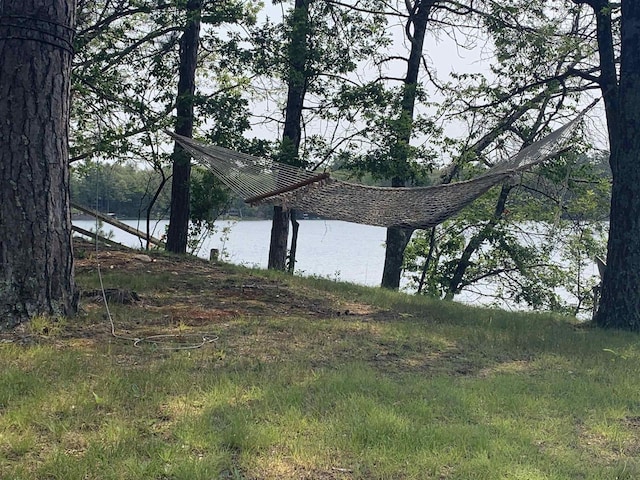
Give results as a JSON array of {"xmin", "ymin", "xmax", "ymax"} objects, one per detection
[
  {"xmin": 598, "ymin": 144, "xmax": 640, "ymax": 330},
  {"xmin": 380, "ymin": 0, "xmax": 432, "ymax": 289},
  {"xmin": 268, "ymin": 206, "xmax": 290, "ymax": 271},
  {"xmin": 585, "ymin": 0, "xmax": 639, "ymax": 329},
  {"xmin": 381, "ymin": 226, "xmax": 415, "ymax": 289},
  {"xmin": 268, "ymin": 0, "xmax": 308, "ymax": 270},
  {"xmin": 166, "ymin": 0, "xmax": 201, "ymax": 254},
  {"xmin": 0, "ymin": 0, "xmax": 78, "ymax": 329},
  {"xmin": 595, "ymin": 1, "xmax": 640, "ymax": 330}
]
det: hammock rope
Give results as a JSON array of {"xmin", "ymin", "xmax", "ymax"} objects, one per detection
[{"xmin": 165, "ymin": 109, "xmax": 587, "ymax": 229}]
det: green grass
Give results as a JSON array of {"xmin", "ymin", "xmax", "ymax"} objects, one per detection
[{"xmin": 2, "ymin": 256, "xmax": 640, "ymax": 479}]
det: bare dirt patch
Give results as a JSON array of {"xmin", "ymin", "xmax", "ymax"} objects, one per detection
[{"xmin": 66, "ymin": 239, "xmax": 391, "ymax": 347}]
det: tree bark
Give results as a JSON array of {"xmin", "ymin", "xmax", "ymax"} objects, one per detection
[
  {"xmin": 381, "ymin": 0, "xmax": 433, "ymax": 289},
  {"xmin": 166, "ymin": 0, "xmax": 201, "ymax": 254},
  {"xmin": 268, "ymin": 206, "xmax": 290, "ymax": 270},
  {"xmin": 595, "ymin": 1, "xmax": 640, "ymax": 330},
  {"xmin": 268, "ymin": 0, "xmax": 309, "ymax": 270},
  {"xmin": 382, "ymin": 225, "xmax": 415, "ymax": 289},
  {"xmin": 0, "ymin": 0, "xmax": 78, "ymax": 328}
]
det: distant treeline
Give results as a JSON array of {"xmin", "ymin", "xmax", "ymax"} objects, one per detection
[{"xmin": 70, "ymin": 162, "xmax": 272, "ymax": 220}]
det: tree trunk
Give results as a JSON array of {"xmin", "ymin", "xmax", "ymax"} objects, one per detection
[
  {"xmin": 382, "ymin": 226, "xmax": 415, "ymax": 289},
  {"xmin": 268, "ymin": 0, "xmax": 309, "ymax": 270},
  {"xmin": 268, "ymin": 206, "xmax": 290, "ymax": 271},
  {"xmin": 146, "ymin": 172, "xmax": 169, "ymax": 250},
  {"xmin": 595, "ymin": 1, "xmax": 640, "ymax": 330},
  {"xmin": 380, "ymin": 0, "xmax": 433, "ymax": 289},
  {"xmin": 166, "ymin": 0, "xmax": 201, "ymax": 254},
  {"xmin": 288, "ymin": 210, "xmax": 300, "ymax": 273},
  {"xmin": 0, "ymin": 0, "xmax": 78, "ymax": 329},
  {"xmin": 417, "ymin": 226, "xmax": 437, "ymax": 294}
]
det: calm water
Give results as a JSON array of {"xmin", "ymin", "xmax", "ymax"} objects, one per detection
[{"xmin": 73, "ymin": 219, "xmax": 388, "ymax": 286}]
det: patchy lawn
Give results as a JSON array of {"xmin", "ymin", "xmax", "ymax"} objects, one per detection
[{"xmin": 1, "ymin": 239, "xmax": 640, "ymax": 479}]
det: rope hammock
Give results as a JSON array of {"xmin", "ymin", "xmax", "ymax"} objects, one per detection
[{"xmin": 166, "ymin": 111, "xmax": 585, "ymax": 229}]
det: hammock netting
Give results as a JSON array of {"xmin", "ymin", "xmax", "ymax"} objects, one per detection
[{"xmin": 166, "ymin": 113, "xmax": 582, "ymax": 229}]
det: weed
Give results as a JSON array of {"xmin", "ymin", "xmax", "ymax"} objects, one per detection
[{"xmin": 27, "ymin": 315, "xmax": 67, "ymax": 337}]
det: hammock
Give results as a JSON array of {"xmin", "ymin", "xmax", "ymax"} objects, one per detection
[{"xmin": 165, "ymin": 113, "xmax": 583, "ymax": 229}]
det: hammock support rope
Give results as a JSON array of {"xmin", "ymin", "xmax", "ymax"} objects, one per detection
[{"xmin": 165, "ymin": 109, "xmax": 587, "ymax": 229}]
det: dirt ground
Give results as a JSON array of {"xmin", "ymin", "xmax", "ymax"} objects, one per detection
[
  {"xmin": 76, "ymin": 239, "xmax": 379, "ymax": 307},
  {"xmin": 64, "ymin": 239, "xmax": 389, "ymax": 346}
]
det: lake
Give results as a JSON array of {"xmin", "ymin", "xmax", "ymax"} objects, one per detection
[{"xmin": 73, "ymin": 219, "xmax": 388, "ymax": 286}]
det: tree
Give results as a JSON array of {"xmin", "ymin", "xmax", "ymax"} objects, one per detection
[
  {"xmin": 335, "ymin": 0, "xmax": 489, "ymax": 289},
  {"xmin": 72, "ymin": 0, "xmax": 254, "ymax": 251},
  {"xmin": 380, "ymin": 0, "xmax": 434, "ymax": 289},
  {"xmin": 253, "ymin": 0, "xmax": 391, "ymax": 271},
  {"xmin": 267, "ymin": 0, "xmax": 310, "ymax": 271},
  {"xmin": 166, "ymin": 0, "xmax": 202, "ymax": 254},
  {"xmin": 377, "ymin": 0, "xmax": 581, "ymax": 290},
  {"xmin": 399, "ymin": 0, "xmax": 606, "ymax": 313},
  {"xmin": 71, "ymin": 0, "xmax": 180, "ymax": 164},
  {"xmin": 359, "ymin": 0, "xmax": 607, "ymax": 298},
  {"xmin": 577, "ymin": 0, "xmax": 640, "ymax": 330},
  {"xmin": 404, "ymin": 149, "xmax": 609, "ymax": 316},
  {"xmin": 0, "ymin": 0, "xmax": 78, "ymax": 328}
]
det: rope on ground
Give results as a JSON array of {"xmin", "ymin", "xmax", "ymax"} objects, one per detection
[{"xmin": 91, "ymin": 161, "xmax": 218, "ymax": 351}]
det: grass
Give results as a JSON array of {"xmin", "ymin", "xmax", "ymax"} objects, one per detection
[{"xmin": 2, "ymin": 244, "xmax": 640, "ymax": 479}]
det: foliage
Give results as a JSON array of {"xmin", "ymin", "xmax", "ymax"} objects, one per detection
[
  {"xmin": 71, "ymin": 0, "xmax": 258, "ymax": 163},
  {"xmin": 391, "ymin": 0, "xmax": 609, "ymax": 315},
  {"xmin": 248, "ymin": 0, "xmax": 394, "ymax": 168},
  {"xmin": 72, "ymin": 0, "xmax": 178, "ymax": 163},
  {"xmin": 186, "ymin": 167, "xmax": 231, "ymax": 254},
  {"xmin": 404, "ymin": 151, "xmax": 610, "ymax": 317},
  {"xmin": 340, "ymin": 83, "xmax": 440, "ymax": 184},
  {"xmin": 71, "ymin": 0, "xmax": 260, "ymax": 254}
]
